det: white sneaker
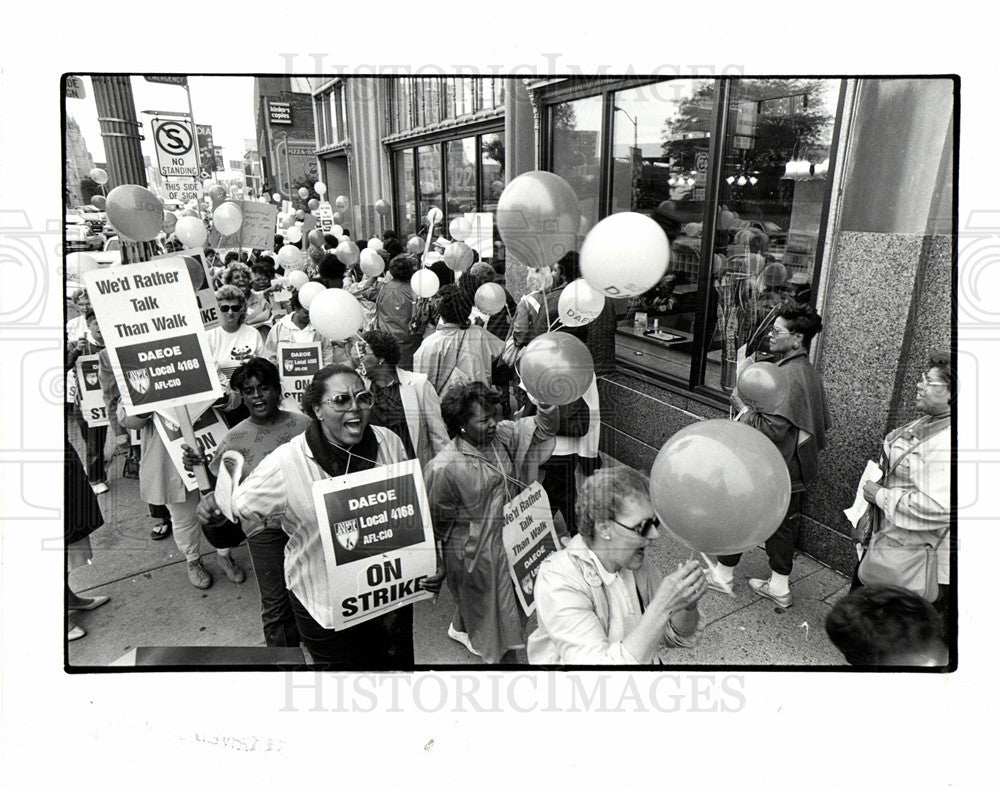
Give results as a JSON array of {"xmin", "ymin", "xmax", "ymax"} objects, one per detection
[
  {"xmin": 703, "ymin": 567, "xmax": 734, "ymax": 595},
  {"xmin": 447, "ymin": 623, "xmax": 481, "ymax": 657},
  {"xmin": 90, "ymin": 481, "xmax": 109, "ymax": 495}
]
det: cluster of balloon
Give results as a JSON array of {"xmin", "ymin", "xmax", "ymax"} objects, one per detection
[
  {"xmin": 335, "ymin": 239, "xmax": 360, "ymax": 266},
  {"xmin": 359, "ymin": 248, "xmax": 385, "ymax": 277},
  {"xmin": 297, "ymin": 281, "xmax": 325, "ymax": 309},
  {"xmin": 89, "ymin": 168, "xmax": 109, "ymax": 185},
  {"xmin": 90, "ymin": 195, "xmax": 107, "ymax": 210},
  {"xmin": 212, "ymin": 202, "xmax": 243, "ymax": 236},
  {"xmin": 449, "ymin": 216, "xmax": 472, "ymax": 241},
  {"xmin": 308, "ymin": 198, "xmax": 320, "ymax": 211},
  {"xmin": 374, "ymin": 199, "xmax": 391, "ymax": 216},
  {"xmin": 66, "ymin": 252, "xmax": 99, "ymax": 280},
  {"xmin": 298, "ymin": 187, "xmax": 310, "ymax": 200},
  {"xmin": 474, "ymin": 283, "xmax": 506, "ymax": 316},
  {"xmin": 518, "ymin": 332, "xmax": 594, "ymax": 406},
  {"xmin": 557, "ymin": 279, "xmax": 606, "ymax": 327},
  {"xmin": 307, "ymin": 229, "xmax": 325, "ymax": 248},
  {"xmin": 310, "ymin": 288, "xmax": 364, "ymax": 342},
  {"xmin": 175, "ymin": 216, "xmax": 208, "ymax": 248},
  {"xmin": 736, "ymin": 362, "xmax": 789, "ymax": 414},
  {"xmin": 105, "ymin": 184, "xmax": 165, "ymax": 242},
  {"xmin": 649, "ymin": 419, "xmax": 790, "ymax": 555},
  {"xmin": 314, "ymin": 182, "xmax": 328, "ymax": 196},
  {"xmin": 443, "ymin": 240, "xmax": 474, "ymax": 272},
  {"xmin": 278, "ymin": 245, "xmax": 305, "ymax": 271},
  {"xmin": 496, "ymin": 171, "xmax": 580, "ymax": 270},
  {"xmin": 286, "ymin": 226, "xmax": 303, "ymax": 244},
  {"xmin": 580, "ymin": 212, "xmax": 670, "ymax": 298},
  {"xmin": 367, "ymin": 237, "xmax": 383, "ymax": 251},
  {"xmin": 410, "ymin": 268, "xmax": 440, "ymax": 299},
  {"xmin": 335, "ymin": 195, "xmax": 349, "ymax": 210},
  {"xmin": 405, "ymin": 236, "xmax": 424, "ymax": 254},
  {"xmin": 287, "ymin": 270, "xmax": 309, "ymax": 289}
]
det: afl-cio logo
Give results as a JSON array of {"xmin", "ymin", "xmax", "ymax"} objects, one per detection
[{"xmin": 155, "ymin": 121, "xmax": 193, "ymax": 155}]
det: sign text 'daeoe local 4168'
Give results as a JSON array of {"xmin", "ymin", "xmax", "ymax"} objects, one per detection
[
  {"xmin": 502, "ymin": 481, "xmax": 562, "ymax": 616},
  {"xmin": 312, "ymin": 459, "xmax": 436, "ymax": 631},
  {"xmin": 83, "ymin": 257, "xmax": 224, "ymax": 416},
  {"xmin": 278, "ymin": 342, "xmax": 322, "ymax": 411}
]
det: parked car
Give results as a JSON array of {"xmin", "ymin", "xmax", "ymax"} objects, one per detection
[
  {"xmin": 76, "ymin": 205, "xmax": 108, "ymax": 232},
  {"xmin": 65, "ymin": 214, "xmax": 102, "ymax": 252}
]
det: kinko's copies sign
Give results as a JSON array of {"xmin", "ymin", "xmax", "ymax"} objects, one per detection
[
  {"xmin": 75, "ymin": 354, "xmax": 109, "ymax": 426},
  {"xmin": 83, "ymin": 257, "xmax": 223, "ymax": 416},
  {"xmin": 277, "ymin": 342, "xmax": 322, "ymax": 411},
  {"xmin": 312, "ymin": 460, "xmax": 436, "ymax": 630},
  {"xmin": 502, "ymin": 481, "xmax": 561, "ymax": 616},
  {"xmin": 153, "ymin": 404, "xmax": 229, "ymax": 492},
  {"xmin": 153, "ymin": 248, "xmax": 219, "ymax": 330},
  {"xmin": 208, "ymin": 201, "xmax": 279, "ymax": 250}
]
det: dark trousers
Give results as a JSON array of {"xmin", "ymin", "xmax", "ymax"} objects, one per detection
[
  {"xmin": 719, "ymin": 491, "xmax": 803, "ymax": 576},
  {"xmin": 148, "ymin": 503, "xmax": 170, "ymax": 521},
  {"xmin": 289, "ymin": 592, "xmax": 414, "ymax": 668},
  {"xmin": 75, "ymin": 414, "xmax": 108, "ymax": 484},
  {"xmin": 541, "ymin": 454, "xmax": 580, "ymax": 536},
  {"xmin": 246, "ymin": 529, "xmax": 300, "ymax": 648}
]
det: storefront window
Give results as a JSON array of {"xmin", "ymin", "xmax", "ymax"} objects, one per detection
[
  {"xmin": 416, "ymin": 143, "xmax": 443, "ymax": 235},
  {"xmin": 445, "ymin": 137, "xmax": 477, "ymax": 223},
  {"xmin": 395, "ymin": 149, "xmax": 415, "ymax": 236},
  {"xmin": 480, "ymin": 132, "xmax": 505, "ymax": 212},
  {"xmin": 550, "ymin": 94, "xmax": 603, "ymax": 228},
  {"xmin": 706, "ymin": 78, "xmax": 840, "ymax": 393}
]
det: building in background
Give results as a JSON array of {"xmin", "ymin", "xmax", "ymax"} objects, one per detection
[
  {"xmin": 253, "ymin": 77, "xmax": 316, "ymax": 197},
  {"xmin": 64, "ymin": 116, "xmax": 97, "ymax": 207},
  {"xmin": 306, "ymin": 76, "xmax": 953, "ymax": 575}
]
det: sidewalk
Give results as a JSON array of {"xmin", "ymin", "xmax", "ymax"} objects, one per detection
[{"xmin": 68, "ymin": 447, "xmax": 850, "ymax": 668}]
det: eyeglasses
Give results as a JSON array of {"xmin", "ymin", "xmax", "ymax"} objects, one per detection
[
  {"xmin": 321, "ymin": 390, "xmax": 375, "ymax": 411},
  {"xmin": 217, "ymin": 304, "xmax": 244, "ymax": 313},
  {"xmin": 611, "ymin": 516, "xmax": 659, "ymax": 538},
  {"xmin": 917, "ymin": 374, "xmax": 949, "ymax": 390},
  {"xmin": 769, "ymin": 326, "xmax": 793, "ymax": 336}
]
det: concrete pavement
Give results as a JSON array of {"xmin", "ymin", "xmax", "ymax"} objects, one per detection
[{"xmin": 67, "ymin": 443, "xmax": 850, "ymax": 668}]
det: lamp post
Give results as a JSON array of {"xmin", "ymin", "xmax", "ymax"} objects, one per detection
[{"xmin": 614, "ymin": 106, "xmax": 638, "ymax": 152}]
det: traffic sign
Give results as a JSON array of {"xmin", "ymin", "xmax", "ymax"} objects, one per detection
[{"xmin": 152, "ymin": 118, "xmax": 198, "ymax": 178}]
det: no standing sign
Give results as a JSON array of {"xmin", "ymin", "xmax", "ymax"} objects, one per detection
[{"xmin": 152, "ymin": 118, "xmax": 198, "ymax": 178}]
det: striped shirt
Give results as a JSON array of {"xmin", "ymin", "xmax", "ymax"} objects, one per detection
[{"xmin": 229, "ymin": 426, "xmax": 408, "ymax": 627}]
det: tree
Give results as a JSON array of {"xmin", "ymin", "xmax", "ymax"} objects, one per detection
[{"xmin": 79, "ymin": 176, "xmax": 102, "ymax": 204}]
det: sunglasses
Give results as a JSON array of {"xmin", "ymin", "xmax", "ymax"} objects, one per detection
[
  {"xmin": 321, "ymin": 390, "xmax": 375, "ymax": 412},
  {"xmin": 217, "ymin": 304, "xmax": 244, "ymax": 313},
  {"xmin": 611, "ymin": 516, "xmax": 659, "ymax": 538}
]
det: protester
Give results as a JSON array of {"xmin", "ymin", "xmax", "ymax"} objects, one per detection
[
  {"xmin": 223, "ymin": 261, "xmax": 271, "ymax": 326},
  {"xmin": 362, "ymin": 254, "xmax": 422, "ymax": 370},
  {"xmin": 66, "ymin": 436, "xmax": 110, "ymax": 642},
  {"xmin": 207, "ymin": 284, "xmax": 265, "ymax": 426},
  {"xmin": 528, "ymin": 466, "xmax": 705, "ymax": 664},
  {"xmin": 825, "ymin": 586, "xmax": 948, "ymax": 667},
  {"xmin": 182, "ymin": 359, "xmax": 310, "ymax": 648},
  {"xmin": 316, "ymin": 252, "xmax": 346, "ymax": 289},
  {"xmin": 460, "ymin": 261, "xmax": 517, "ymax": 341},
  {"xmin": 67, "ymin": 313, "xmax": 110, "ymax": 494},
  {"xmin": 854, "ymin": 351, "xmax": 952, "ymax": 617},
  {"xmin": 263, "ymin": 288, "xmax": 359, "ymax": 370},
  {"xmin": 198, "ymin": 365, "xmax": 443, "ymax": 666},
  {"xmin": 66, "ymin": 288, "xmax": 93, "ymax": 343},
  {"xmin": 413, "ymin": 284, "xmax": 504, "ymax": 396},
  {"xmin": 707, "ymin": 302, "xmax": 831, "ymax": 607},
  {"xmin": 359, "ymin": 329, "xmax": 449, "ymax": 467},
  {"xmin": 424, "ymin": 381, "xmax": 564, "ymax": 663}
]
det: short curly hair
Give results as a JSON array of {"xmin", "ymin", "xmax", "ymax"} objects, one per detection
[
  {"xmin": 214, "ymin": 284, "xmax": 247, "ymax": 307},
  {"xmin": 776, "ymin": 301, "xmax": 822, "ymax": 350},
  {"xmin": 434, "ymin": 283, "xmax": 473, "ymax": 326},
  {"xmin": 361, "ymin": 329, "xmax": 401, "ymax": 367},
  {"xmin": 438, "ymin": 381, "xmax": 501, "ymax": 437},
  {"xmin": 926, "ymin": 349, "xmax": 954, "ymax": 395},
  {"xmin": 388, "ymin": 254, "xmax": 417, "ymax": 281},
  {"xmin": 575, "ymin": 466, "xmax": 651, "ymax": 543},
  {"xmin": 229, "ymin": 358, "xmax": 281, "ymax": 393},
  {"xmin": 824, "ymin": 586, "xmax": 944, "ymax": 666},
  {"xmin": 222, "ymin": 262, "xmax": 253, "ymax": 288}
]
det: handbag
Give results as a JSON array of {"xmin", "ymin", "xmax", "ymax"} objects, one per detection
[{"xmin": 857, "ymin": 525, "xmax": 947, "ymax": 602}]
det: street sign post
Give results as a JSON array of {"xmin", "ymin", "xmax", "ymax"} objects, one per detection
[{"xmin": 152, "ymin": 118, "xmax": 198, "ymax": 178}]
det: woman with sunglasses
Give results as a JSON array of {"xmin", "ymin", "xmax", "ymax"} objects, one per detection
[
  {"xmin": 207, "ymin": 284, "xmax": 265, "ymax": 426},
  {"xmin": 424, "ymin": 382, "xmax": 568, "ymax": 664},
  {"xmin": 527, "ymin": 466, "xmax": 706, "ymax": 665},
  {"xmin": 199, "ymin": 365, "xmax": 440, "ymax": 667}
]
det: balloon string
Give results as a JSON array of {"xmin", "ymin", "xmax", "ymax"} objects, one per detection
[{"xmin": 697, "ymin": 552, "xmax": 715, "ymax": 570}]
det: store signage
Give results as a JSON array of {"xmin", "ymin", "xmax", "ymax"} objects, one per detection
[
  {"xmin": 312, "ymin": 460, "xmax": 436, "ymax": 630},
  {"xmin": 269, "ymin": 101, "xmax": 292, "ymax": 125},
  {"xmin": 152, "ymin": 118, "xmax": 198, "ymax": 178},
  {"xmin": 196, "ymin": 125, "xmax": 215, "ymax": 173},
  {"xmin": 144, "ymin": 76, "xmax": 189, "ymax": 86}
]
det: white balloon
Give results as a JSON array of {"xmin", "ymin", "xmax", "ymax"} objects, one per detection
[
  {"xmin": 427, "ymin": 207, "xmax": 443, "ymax": 225},
  {"xmin": 309, "ymin": 288, "xmax": 364, "ymax": 342},
  {"xmin": 367, "ymin": 237, "xmax": 383, "ymax": 251},
  {"xmin": 313, "ymin": 181, "xmax": 327, "ymax": 196},
  {"xmin": 287, "ymin": 270, "xmax": 309, "ymax": 290},
  {"xmin": 331, "ymin": 224, "xmax": 344, "ymax": 238},
  {"xmin": 557, "ymin": 279, "xmax": 606, "ymax": 327},
  {"xmin": 298, "ymin": 281, "xmax": 325, "ymax": 309},
  {"xmin": 212, "ymin": 202, "xmax": 243, "ymax": 235},
  {"xmin": 580, "ymin": 212, "xmax": 670, "ymax": 298},
  {"xmin": 175, "ymin": 216, "xmax": 208, "ymax": 248},
  {"xmin": 410, "ymin": 268, "xmax": 440, "ymax": 299},
  {"xmin": 285, "ymin": 225, "xmax": 303, "ymax": 244},
  {"xmin": 278, "ymin": 245, "xmax": 305, "ymax": 271},
  {"xmin": 449, "ymin": 216, "xmax": 472, "ymax": 241},
  {"xmin": 335, "ymin": 195, "xmax": 348, "ymax": 210},
  {"xmin": 66, "ymin": 252, "xmax": 99, "ymax": 280},
  {"xmin": 359, "ymin": 249, "xmax": 385, "ymax": 278}
]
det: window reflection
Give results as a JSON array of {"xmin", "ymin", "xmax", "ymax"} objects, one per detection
[
  {"xmin": 445, "ymin": 138, "xmax": 477, "ymax": 224},
  {"xmin": 550, "ymin": 95, "xmax": 603, "ymax": 228},
  {"xmin": 417, "ymin": 144, "xmax": 443, "ymax": 237},
  {"xmin": 395, "ymin": 150, "xmax": 415, "ymax": 236}
]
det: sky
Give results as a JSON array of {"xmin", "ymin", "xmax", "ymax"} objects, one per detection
[{"xmin": 69, "ymin": 75, "xmax": 256, "ymax": 174}]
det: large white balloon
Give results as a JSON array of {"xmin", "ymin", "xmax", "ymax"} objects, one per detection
[
  {"xmin": 410, "ymin": 268, "xmax": 440, "ymax": 299},
  {"xmin": 66, "ymin": 252, "xmax": 99, "ymax": 280},
  {"xmin": 427, "ymin": 206, "xmax": 443, "ymax": 225},
  {"xmin": 367, "ymin": 237, "xmax": 383, "ymax": 251},
  {"xmin": 297, "ymin": 281, "xmax": 325, "ymax": 309},
  {"xmin": 557, "ymin": 279, "xmax": 606, "ymax": 327},
  {"xmin": 287, "ymin": 270, "xmax": 309, "ymax": 290},
  {"xmin": 449, "ymin": 216, "xmax": 472, "ymax": 241},
  {"xmin": 175, "ymin": 216, "xmax": 208, "ymax": 248},
  {"xmin": 313, "ymin": 181, "xmax": 327, "ymax": 196},
  {"xmin": 212, "ymin": 202, "xmax": 243, "ymax": 235},
  {"xmin": 359, "ymin": 248, "xmax": 385, "ymax": 277},
  {"xmin": 309, "ymin": 288, "xmax": 364, "ymax": 341},
  {"xmin": 285, "ymin": 225, "xmax": 303, "ymax": 244},
  {"xmin": 278, "ymin": 245, "xmax": 305, "ymax": 271},
  {"xmin": 580, "ymin": 212, "xmax": 670, "ymax": 298}
]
